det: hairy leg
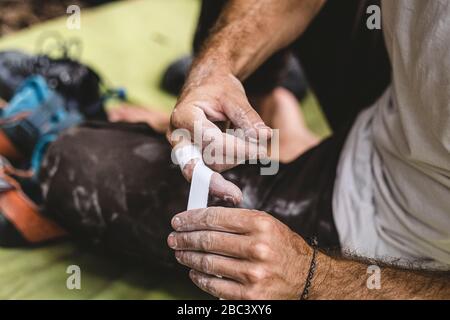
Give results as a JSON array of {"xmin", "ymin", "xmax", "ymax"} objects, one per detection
[{"xmin": 107, "ymin": 104, "xmax": 169, "ymax": 134}]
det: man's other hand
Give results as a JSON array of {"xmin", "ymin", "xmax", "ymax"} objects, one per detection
[{"xmin": 167, "ymin": 207, "xmax": 315, "ymax": 300}]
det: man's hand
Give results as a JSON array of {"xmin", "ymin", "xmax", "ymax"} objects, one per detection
[
  {"xmin": 167, "ymin": 0, "xmax": 326, "ymax": 204},
  {"xmin": 168, "ymin": 68, "xmax": 271, "ymax": 205},
  {"xmin": 167, "ymin": 207, "xmax": 314, "ymax": 300},
  {"xmin": 167, "ymin": 207, "xmax": 450, "ymax": 300}
]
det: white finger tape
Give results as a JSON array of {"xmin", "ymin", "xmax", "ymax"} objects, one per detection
[
  {"xmin": 187, "ymin": 162, "xmax": 213, "ymax": 210},
  {"xmin": 175, "ymin": 145, "xmax": 222, "ymax": 298},
  {"xmin": 175, "ymin": 145, "xmax": 213, "ymax": 210},
  {"xmin": 174, "ymin": 144, "xmax": 202, "ymax": 169}
]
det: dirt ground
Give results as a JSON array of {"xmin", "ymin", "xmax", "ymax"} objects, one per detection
[{"xmin": 0, "ymin": 0, "xmax": 94, "ymax": 37}]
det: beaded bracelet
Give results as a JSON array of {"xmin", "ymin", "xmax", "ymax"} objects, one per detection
[{"xmin": 300, "ymin": 236, "xmax": 318, "ymax": 300}]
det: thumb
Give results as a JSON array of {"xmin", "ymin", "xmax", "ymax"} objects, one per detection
[{"xmin": 172, "ymin": 143, "xmax": 243, "ymax": 205}]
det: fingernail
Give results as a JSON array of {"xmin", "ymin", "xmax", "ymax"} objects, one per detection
[
  {"xmin": 167, "ymin": 233, "xmax": 177, "ymax": 249},
  {"xmin": 223, "ymin": 195, "xmax": 235, "ymax": 204},
  {"xmin": 172, "ymin": 217, "xmax": 182, "ymax": 230},
  {"xmin": 224, "ymin": 193, "xmax": 242, "ymax": 206},
  {"xmin": 224, "ymin": 183, "xmax": 243, "ymax": 206}
]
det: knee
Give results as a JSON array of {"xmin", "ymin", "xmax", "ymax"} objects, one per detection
[{"xmin": 40, "ymin": 126, "xmax": 89, "ymax": 188}]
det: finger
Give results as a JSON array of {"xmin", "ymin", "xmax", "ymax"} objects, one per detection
[
  {"xmin": 171, "ymin": 207, "xmax": 260, "ymax": 234},
  {"xmin": 168, "ymin": 104, "xmax": 267, "ymax": 203},
  {"xmin": 189, "ymin": 269, "xmax": 246, "ymax": 300},
  {"xmin": 209, "ymin": 172, "xmax": 243, "ymax": 206},
  {"xmin": 201, "ymin": 130, "xmax": 268, "ymax": 168},
  {"xmin": 167, "ymin": 230, "xmax": 250, "ymax": 258},
  {"xmin": 168, "ymin": 105, "xmax": 208, "ymax": 148},
  {"xmin": 170, "ymin": 111, "xmax": 267, "ymax": 168},
  {"xmin": 170, "ymin": 147, "xmax": 243, "ymax": 205},
  {"xmin": 223, "ymin": 97, "xmax": 272, "ymax": 141},
  {"xmin": 175, "ymin": 251, "xmax": 248, "ymax": 283},
  {"xmin": 169, "ymin": 125, "xmax": 251, "ymax": 206}
]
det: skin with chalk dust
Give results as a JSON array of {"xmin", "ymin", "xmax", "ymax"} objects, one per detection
[{"xmin": 40, "ymin": 121, "xmax": 343, "ymax": 268}]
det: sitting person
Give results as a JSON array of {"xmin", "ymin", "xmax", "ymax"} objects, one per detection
[
  {"xmin": 0, "ymin": 84, "xmax": 448, "ymax": 299},
  {"xmin": 0, "ymin": 0, "xmax": 449, "ymax": 300}
]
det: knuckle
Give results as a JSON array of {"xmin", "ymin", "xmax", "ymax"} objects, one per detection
[
  {"xmin": 182, "ymin": 251, "xmax": 193, "ymax": 265},
  {"xmin": 246, "ymin": 266, "xmax": 268, "ymax": 283},
  {"xmin": 250, "ymin": 209, "xmax": 265, "ymax": 217},
  {"xmin": 199, "ymin": 232, "xmax": 214, "ymax": 251},
  {"xmin": 201, "ymin": 277, "xmax": 215, "ymax": 294},
  {"xmin": 256, "ymin": 216, "xmax": 274, "ymax": 233},
  {"xmin": 250, "ymin": 242, "xmax": 272, "ymax": 261},
  {"xmin": 196, "ymin": 274, "xmax": 209, "ymax": 289},
  {"xmin": 204, "ymin": 207, "xmax": 219, "ymax": 228},
  {"xmin": 200, "ymin": 255, "xmax": 214, "ymax": 274},
  {"xmin": 181, "ymin": 233, "xmax": 191, "ymax": 248}
]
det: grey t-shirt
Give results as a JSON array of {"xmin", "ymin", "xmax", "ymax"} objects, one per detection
[{"xmin": 333, "ymin": 0, "xmax": 450, "ymax": 269}]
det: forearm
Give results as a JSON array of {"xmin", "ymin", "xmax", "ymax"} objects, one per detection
[
  {"xmin": 188, "ymin": 0, "xmax": 325, "ymax": 82},
  {"xmin": 311, "ymin": 252, "xmax": 450, "ymax": 299}
]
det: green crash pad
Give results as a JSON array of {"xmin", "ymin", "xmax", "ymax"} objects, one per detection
[{"xmin": 0, "ymin": 0, "xmax": 329, "ymax": 299}]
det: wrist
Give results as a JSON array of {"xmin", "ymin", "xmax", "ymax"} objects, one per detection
[
  {"xmin": 181, "ymin": 57, "xmax": 232, "ymax": 94},
  {"xmin": 188, "ymin": 52, "xmax": 233, "ymax": 81},
  {"xmin": 307, "ymin": 251, "xmax": 334, "ymax": 299}
]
